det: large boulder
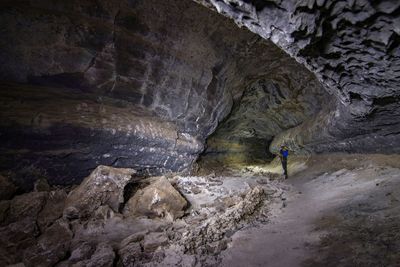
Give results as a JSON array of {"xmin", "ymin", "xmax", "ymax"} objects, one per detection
[
  {"xmin": 64, "ymin": 165, "xmax": 136, "ymax": 219},
  {"xmin": 0, "ymin": 175, "xmax": 17, "ymax": 200},
  {"xmin": 124, "ymin": 177, "xmax": 187, "ymax": 220}
]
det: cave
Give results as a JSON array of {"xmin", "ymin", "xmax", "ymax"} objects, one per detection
[{"xmin": 1, "ymin": 0, "xmax": 400, "ymax": 266}]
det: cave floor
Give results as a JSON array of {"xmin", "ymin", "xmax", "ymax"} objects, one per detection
[{"xmin": 219, "ymin": 154, "xmax": 400, "ymax": 267}]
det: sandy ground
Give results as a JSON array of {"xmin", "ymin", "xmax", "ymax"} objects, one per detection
[{"xmin": 219, "ymin": 154, "xmax": 400, "ymax": 267}]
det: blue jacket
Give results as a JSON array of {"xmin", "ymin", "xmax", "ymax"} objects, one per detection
[{"xmin": 280, "ymin": 149, "xmax": 289, "ymax": 158}]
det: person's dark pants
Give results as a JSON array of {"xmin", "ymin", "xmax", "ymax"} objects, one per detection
[{"xmin": 281, "ymin": 158, "xmax": 288, "ymax": 178}]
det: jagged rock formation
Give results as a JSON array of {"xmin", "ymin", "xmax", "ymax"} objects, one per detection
[{"xmin": 194, "ymin": 0, "xmax": 400, "ymax": 154}]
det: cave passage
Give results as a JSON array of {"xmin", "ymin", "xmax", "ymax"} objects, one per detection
[{"xmin": 1, "ymin": 0, "xmax": 400, "ymax": 266}]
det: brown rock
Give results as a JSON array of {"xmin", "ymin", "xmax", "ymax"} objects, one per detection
[
  {"xmin": 37, "ymin": 189, "xmax": 67, "ymax": 231},
  {"xmin": 0, "ymin": 218, "xmax": 40, "ymax": 265},
  {"xmin": 23, "ymin": 219, "xmax": 73, "ymax": 267},
  {"xmin": 8, "ymin": 192, "xmax": 48, "ymax": 223},
  {"xmin": 0, "ymin": 174, "xmax": 17, "ymax": 200},
  {"xmin": 124, "ymin": 177, "xmax": 187, "ymax": 221},
  {"xmin": 64, "ymin": 165, "xmax": 136, "ymax": 219}
]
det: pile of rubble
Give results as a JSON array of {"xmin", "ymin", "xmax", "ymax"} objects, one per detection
[{"xmin": 0, "ymin": 166, "xmax": 288, "ymax": 266}]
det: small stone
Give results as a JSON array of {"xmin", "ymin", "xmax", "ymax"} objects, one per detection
[
  {"xmin": 119, "ymin": 230, "xmax": 148, "ymax": 249},
  {"xmin": 72, "ymin": 243, "xmax": 115, "ymax": 267},
  {"xmin": 190, "ymin": 186, "xmax": 202, "ymax": 194},
  {"xmin": 143, "ymin": 232, "xmax": 169, "ymax": 253}
]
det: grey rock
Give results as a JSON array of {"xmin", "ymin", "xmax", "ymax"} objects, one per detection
[
  {"xmin": 181, "ymin": 186, "xmax": 264, "ymax": 253},
  {"xmin": 72, "ymin": 243, "xmax": 115, "ymax": 267},
  {"xmin": 68, "ymin": 242, "xmax": 95, "ymax": 264},
  {"xmin": 143, "ymin": 232, "xmax": 169, "ymax": 253},
  {"xmin": 119, "ymin": 230, "xmax": 148, "ymax": 249},
  {"xmin": 118, "ymin": 242, "xmax": 142, "ymax": 267}
]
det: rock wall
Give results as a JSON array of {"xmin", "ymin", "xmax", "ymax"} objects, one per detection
[
  {"xmin": 0, "ymin": 0, "xmax": 317, "ymax": 186},
  {"xmin": 194, "ymin": 0, "xmax": 400, "ymax": 154}
]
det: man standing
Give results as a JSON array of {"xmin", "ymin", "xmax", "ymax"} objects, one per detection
[{"xmin": 279, "ymin": 145, "xmax": 289, "ymax": 179}]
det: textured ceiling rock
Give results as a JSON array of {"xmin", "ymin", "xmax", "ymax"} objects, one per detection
[{"xmin": 194, "ymin": 0, "xmax": 400, "ymax": 154}]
